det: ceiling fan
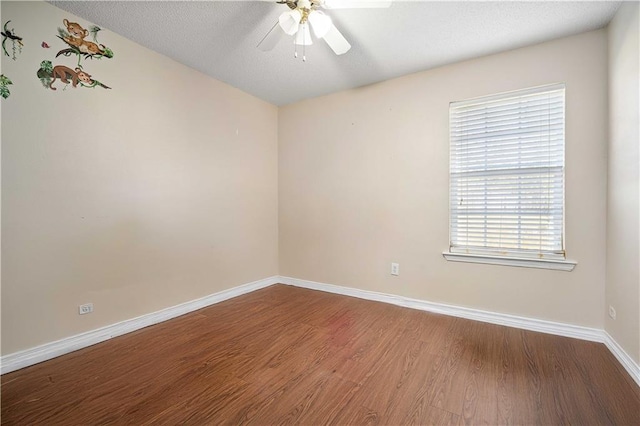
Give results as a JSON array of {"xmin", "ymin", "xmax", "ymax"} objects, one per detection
[{"xmin": 257, "ymin": 0, "xmax": 392, "ymax": 60}]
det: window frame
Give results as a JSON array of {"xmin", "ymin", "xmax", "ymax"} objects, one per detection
[{"xmin": 442, "ymin": 84, "xmax": 576, "ymax": 271}]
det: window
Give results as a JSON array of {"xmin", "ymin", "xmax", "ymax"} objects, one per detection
[{"xmin": 443, "ymin": 84, "xmax": 575, "ymax": 271}]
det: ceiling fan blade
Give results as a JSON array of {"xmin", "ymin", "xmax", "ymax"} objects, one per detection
[
  {"xmin": 321, "ymin": 0, "xmax": 392, "ymax": 9},
  {"xmin": 257, "ymin": 21, "xmax": 285, "ymax": 52},
  {"xmin": 322, "ymin": 24, "xmax": 351, "ymax": 55}
]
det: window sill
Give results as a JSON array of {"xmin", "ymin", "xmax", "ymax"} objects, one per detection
[{"xmin": 442, "ymin": 252, "xmax": 577, "ymax": 271}]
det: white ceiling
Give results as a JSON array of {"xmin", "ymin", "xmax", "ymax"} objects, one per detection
[{"xmin": 49, "ymin": 1, "xmax": 620, "ymax": 106}]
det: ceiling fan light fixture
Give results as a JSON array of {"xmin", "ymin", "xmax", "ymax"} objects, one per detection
[
  {"xmin": 308, "ymin": 10, "xmax": 332, "ymax": 39},
  {"xmin": 294, "ymin": 22, "xmax": 313, "ymax": 45},
  {"xmin": 278, "ymin": 9, "xmax": 302, "ymax": 35}
]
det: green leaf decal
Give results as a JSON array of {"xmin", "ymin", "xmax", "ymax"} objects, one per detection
[
  {"xmin": 0, "ymin": 74, "xmax": 12, "ymax": 98},
  {"xmin": 40, "ymin": 60, "xmax": 53, "ymax": 74},
  {"xmin": 89, "ymin": 25, "xmax": 101, "ymax": 42},
  {"xmin": 57, "ymin": 27, "xmax": 69, "ymax": 39}
]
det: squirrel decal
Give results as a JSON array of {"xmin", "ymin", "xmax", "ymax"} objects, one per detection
[{"xmin": 62, "ymin": 19, "xmax": 107, "ymax": 56}]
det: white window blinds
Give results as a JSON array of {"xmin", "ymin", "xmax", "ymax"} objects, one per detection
[{"xmin": 449, "ymin": 84, "xmax": 566, "ymax": 260}]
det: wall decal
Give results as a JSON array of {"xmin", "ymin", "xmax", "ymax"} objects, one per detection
[
  {"xmin": 36, "ymin": 18, "xmax": 114, "ymax": 93},
  {"xmin": 37, "ymin": 60, "xmax": 54, "ymax": 88},
  {"xmin": 2, "ymin": 20, "xmax": 23, "ymax": 60},
  {"xmin": 57, "ymin": 19, "xmax": 113, "ymax": 68},
  {"xmin": 37, "ymin": 60, "xmax": 110, "ymax": 91},
  {"xmin": 0, "ymin": 74, "xmax": 13, "ymax": 99},
  {"xmin": 88, "ymin": 25, "xmax": 102, "ymax": 43}
]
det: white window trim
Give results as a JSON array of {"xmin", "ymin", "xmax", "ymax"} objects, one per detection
[{"xmin": 442, "ymin": 251, "xmax": 577, "ymax": 271}]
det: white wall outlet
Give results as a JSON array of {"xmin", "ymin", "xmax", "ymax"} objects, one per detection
[
  {"xmin": 608, "ymin": 305, "xmax": 616, "ymax": 320},
  {"xmin": 391, "ymin": 262, "xmax": 399, "ymax": 276},
  {"xmin": 79, "ymin": 303, "xmax": 94, "ymax": 315}
]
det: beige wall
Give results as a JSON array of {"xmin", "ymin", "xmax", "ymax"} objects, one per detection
[
  {"xmin": 279, "ymin": 30, "xmax": 609, "ymax": 327},
  {"xmin": 1, "ymin": 1, "xmax": 278, "ymax": 355},
  {"xmin": 607, "ymin": 2, "xmax": 640, "ymax": 364}
]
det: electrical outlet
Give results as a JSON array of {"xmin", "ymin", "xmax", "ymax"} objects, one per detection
[
  {"xmin": 608, "ymin": 305, "xmax": 616, "ymax": 320},
  {"xmin": 391, "ymin": 263, "xmax": 399, "ymax": 276},
  {"xmin": 79, "ymin": 303, "xmax": 93, "ymax": 315}
]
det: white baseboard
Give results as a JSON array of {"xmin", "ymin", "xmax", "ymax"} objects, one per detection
[
  {"xmin": 278, "ymin": 276, "xmax": 603, "ymax": 341},
  {"xmin": 279, "ymin": 276, "xmax": 640, "ymax": 387},
  {"xmin": 0, "ymin": 276, "xmax": 279, "ymax": 375},
  {"xmin": 603, "ymin": 332, "xmax": 640, "ymax": 387}
]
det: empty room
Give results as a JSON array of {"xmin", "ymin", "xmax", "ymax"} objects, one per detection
[{"xmin": 1, "ymin": 0, "xmax": 639, "ymax": 424}]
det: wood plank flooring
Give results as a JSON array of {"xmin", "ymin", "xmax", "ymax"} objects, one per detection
[{"xmin": 2, "ymin": 284, "xmax": 639, "ymax": 425}]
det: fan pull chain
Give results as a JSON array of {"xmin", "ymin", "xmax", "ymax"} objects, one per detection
[
  {"xmin": 292, "ymin": 23, "xmax": 309, "ymax": 62},
  {"xmin": 303, "ymin": 23, "xmax": 307, "ymax": 62}
]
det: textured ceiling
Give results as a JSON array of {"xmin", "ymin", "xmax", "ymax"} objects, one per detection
[{"xmin": 50, "ymin": 1, "xmax": 620, "ymax": 106}]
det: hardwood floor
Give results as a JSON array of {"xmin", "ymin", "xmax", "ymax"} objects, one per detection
[{"xmin": 2, "ymin": 284, "xmax": 639, "ymax": 425}]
